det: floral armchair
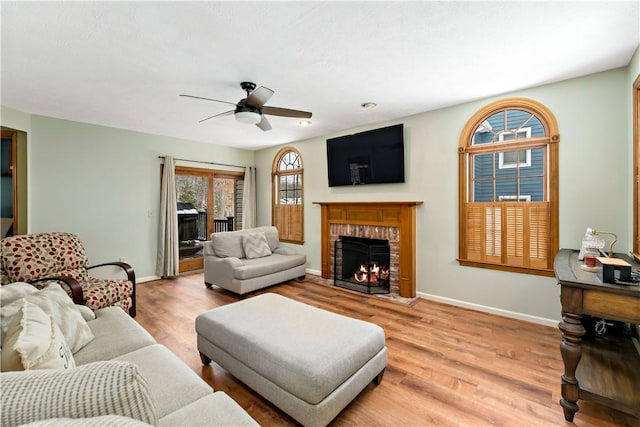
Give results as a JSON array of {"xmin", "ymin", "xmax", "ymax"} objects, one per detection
[{"xmin": 0, "ymin": 232, "xmax": 136, "ymax": 317}]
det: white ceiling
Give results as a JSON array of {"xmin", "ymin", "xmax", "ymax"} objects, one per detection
[{"xmin": 2, "ymin": 1, "xmax": 639, "ymax": 150}]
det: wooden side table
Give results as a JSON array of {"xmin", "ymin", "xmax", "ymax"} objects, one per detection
[{"xmin": 555, "ymin": 249, "xmax": 640, "ymax": 421}]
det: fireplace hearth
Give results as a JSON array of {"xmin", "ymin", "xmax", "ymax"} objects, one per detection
[{"xmin": 334, "ymin": 236, "xmax": 390, "ymax": 294}]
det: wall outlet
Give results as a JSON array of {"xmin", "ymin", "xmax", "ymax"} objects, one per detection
[{"xmin": 119, "ymin": 257, "xmax": 127, "ymax": 263}]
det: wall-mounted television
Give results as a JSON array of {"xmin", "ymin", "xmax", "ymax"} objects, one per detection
[{"xmin": 326, "ymin": 123, "xmax": 405, "ymax": 187}]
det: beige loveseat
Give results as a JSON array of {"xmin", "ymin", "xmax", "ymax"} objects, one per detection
[
  {"xmin": 0, "ymin": 283, "xmax": 258, "ymax": 427},
  {"xmin": 203, "ymin": 226, "xmax": 306, "ymax": 295}
]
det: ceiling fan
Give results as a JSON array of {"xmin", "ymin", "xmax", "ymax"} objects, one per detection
[{"xmin": 180, "ymin": 82, "xmax": 312, "ymax": 131}]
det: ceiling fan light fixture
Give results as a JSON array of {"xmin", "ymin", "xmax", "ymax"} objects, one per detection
[{"xmin": 235, "ymin": 110, "xmax": 262, "ymax": 124}]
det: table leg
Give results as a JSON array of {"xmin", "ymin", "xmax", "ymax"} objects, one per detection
[{"xmin": 558, "ymin": 312, "xmax": 585, "ymax": 422}]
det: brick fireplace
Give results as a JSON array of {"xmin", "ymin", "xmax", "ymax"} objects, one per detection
[{"xmin": 313, "ymin": 201, "xmax": 423, "ymax": 298}]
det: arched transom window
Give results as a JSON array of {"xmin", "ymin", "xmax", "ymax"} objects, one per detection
[
  {"xmin": 272, "ymin": 147, "xmax": 304, "ymax": 243},
  {"xmin": 458, "ymin": 98, "xmax": 559, "ymax": 275}
]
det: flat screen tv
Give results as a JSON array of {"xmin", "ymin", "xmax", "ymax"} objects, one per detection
[{"xmin": 326, "ymin": 123, "xmax": 405, "ymax": 187}]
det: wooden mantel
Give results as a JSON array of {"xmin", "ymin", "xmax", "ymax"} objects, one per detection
[{"xmin": 313, "ymin": 201, "xmax": 423, "ymax": 298}]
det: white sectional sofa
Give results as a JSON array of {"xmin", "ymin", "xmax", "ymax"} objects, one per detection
[
  {"xmin": 203, "ymin": 226, "xmax": 307, "ymax": 295},
  {"xmin": 0, "ymin": 283, "xmax": 258, "ymax": 427}
]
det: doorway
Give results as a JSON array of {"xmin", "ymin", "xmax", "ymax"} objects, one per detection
[
  {"xmin": 174, "ymin": 166, "xmax": 244, "ymax": 272},
  {"xmin": 1, "ymin": 130, "xmax": 17, "ymax": 237}
]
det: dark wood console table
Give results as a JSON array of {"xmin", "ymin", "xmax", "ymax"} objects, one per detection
[{"xmin": 555, "ymin": 249, "xmax": 640, "ymax": 421}]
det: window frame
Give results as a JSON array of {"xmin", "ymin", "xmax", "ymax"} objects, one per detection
[
  {"xmin": 271, "ymin": 147, "xmax": 304, "ymax": 244},
  {"xmin": 458, "ymin": 98, "xmax": 559, "ymax": 276}
]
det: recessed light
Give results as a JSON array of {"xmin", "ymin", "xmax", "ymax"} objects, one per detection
[
  {"xmin": 299, "ymin": 120, "xmax": 312, "ymax": 126},
  {"xmin": 361, "ymin": 102, "xmax": 377, "ymax": 109}
]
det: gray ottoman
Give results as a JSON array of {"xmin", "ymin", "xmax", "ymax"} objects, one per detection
[{"xmin": 196, "ymin": 293, "xmax": 387, "ymax": 427}]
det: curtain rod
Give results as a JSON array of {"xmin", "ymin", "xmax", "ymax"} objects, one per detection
[{"xmin": 158, "ymin": 156, "xmax": 250, "ymax": 169}]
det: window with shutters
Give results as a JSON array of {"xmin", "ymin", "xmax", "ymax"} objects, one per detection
[
  {"xmin": 272, "ymin": 147, "xmax": 304, "ymax": 244},
  {"xmin": 458, "ymin": 98, "xmax": 559, "ymax": 276}
]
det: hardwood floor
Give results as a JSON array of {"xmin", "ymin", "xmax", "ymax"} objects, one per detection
[{"xmin": 135, "ymin": 272, "xmax": 638, "ymax": 426}]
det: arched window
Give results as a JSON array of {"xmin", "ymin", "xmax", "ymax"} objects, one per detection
[
  {"xmin": 272, "ymin": 147, "xmax": 304, "ymax": 243},
  {"xmin": 458, "ymin": 98, "xmax": 559, "ymax": 275}
]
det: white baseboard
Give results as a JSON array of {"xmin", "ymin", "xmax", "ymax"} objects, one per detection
[
  {"xmin": 416, "ymin": 291, "xmax": 559, "ymax": 328},
  {"xmin": 137, "ymin": 275, "xmax": 160, "ymax": 283},
  {"xmin": 305, "ymin": 268, "xmax": 321, "ymax": 276}
]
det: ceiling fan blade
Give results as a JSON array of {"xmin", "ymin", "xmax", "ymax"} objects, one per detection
[
  {"xmin": 180, "ymin": 94, "xmax": 237, "ymax": 107},
  {"xmin": 262, "ymin": 106, "xmax": 312, "ymax": 119},
  {"xmin": 245, "ymin": 86, "xmax": 274, "ymax": 108},
  {"xmin": 198, "ymin": 110, "xmax": 234, "ymax": 123},
  {"xmin": 256, "ymin": 115, "xmax": 272, "ymax": 131}
]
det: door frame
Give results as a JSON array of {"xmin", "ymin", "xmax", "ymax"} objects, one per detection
[
  {"xmin": 173, "ymin": 166, "xmax": 244, "ymax": 273},
  {"xmin": 1, "ymin": 130, "xmax": 18, "ymax": 236},
  {"xmin": 633, "ymin": 74, "xmax": 640, "ymax": 258}
]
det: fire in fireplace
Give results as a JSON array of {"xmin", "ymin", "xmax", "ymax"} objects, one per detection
[{"xmin": 334, "ymin": 236, "xmax": 390, "ymax": 294}]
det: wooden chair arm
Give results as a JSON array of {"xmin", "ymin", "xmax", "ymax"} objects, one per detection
[
  {"xmin": 30, "ymin": 276, "xmax": 84, "ymax": 305},
  {"xmin": 88, "ymin": 261, "xmax": 136, "ymax": 285}
]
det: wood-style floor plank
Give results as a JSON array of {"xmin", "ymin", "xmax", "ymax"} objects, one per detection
[{"xmin": 135, "ymin": 273, "xmax": 638, "ymax": 426}]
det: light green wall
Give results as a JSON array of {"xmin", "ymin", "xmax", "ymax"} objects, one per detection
[
  {"xmin": 0, "ymin": 110, "xmax": 254, "ymax": 280},
  {"xmin": 256, "ymin": 67, "xmax": 631, "ymax": 324},
  {"xmin": 1, "ymin": 106, "xmax": 32, "ymax": 134}
]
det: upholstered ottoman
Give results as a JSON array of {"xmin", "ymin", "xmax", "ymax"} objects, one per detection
[{"xmin": 196, "ymin": 293, "xmax": 387, "ymax": 427}]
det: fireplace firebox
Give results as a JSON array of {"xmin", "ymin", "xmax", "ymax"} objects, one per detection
[{"xmin": 334, "ymin": 236, "xmax": 390, "ymax": 294}]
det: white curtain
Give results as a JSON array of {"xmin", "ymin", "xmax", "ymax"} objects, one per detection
[
  {"xmin": 156, "ymin": 156, "xmax": 179, "ymax": 277},
  {"xmin": 242, "ymin": 166, "xmax": 256, "ymax": 229}
]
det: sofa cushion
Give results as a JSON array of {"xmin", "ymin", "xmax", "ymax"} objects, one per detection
[
  {"xmin": 242, "ymin": 232, "xmax": 272, "ymax": 259},
  {"xmin": 73, "ymin": 307, "xmax": 156, "ymax": 365},
  {"xmin": 115, "ymin": 344, "xmax": 212, "ymax": 419},
  {"xmin": 1, "ymin": 283, "xmax": 94, "ymax": 353},
  {"xmin": 233, "ymin": 253, "xmax": 307, "ymax": 280},
  {"xmin": 0, "ymin": 360, "xmax": 159, "ymax": 427},
  {"xmin": 158, "ymin": 392, "xmax": 259, "ymax": 427},
  {"xmin": 1, "ymin": 301, "xmax": 75, "ymax": 372},
  {"xmin": 20, "ymin": 415, "xmax": 153, "ymax": 427}
]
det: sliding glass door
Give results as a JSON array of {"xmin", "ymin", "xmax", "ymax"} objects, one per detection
[{"xmin": 174, "ymin": 167, "xmax": 243, "ymax": 272}]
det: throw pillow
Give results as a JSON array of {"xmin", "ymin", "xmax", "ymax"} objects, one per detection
[
  {"xmin": 0, "ymin": 282, "xmax": 38, "ymax": 306},
  {"xmin": 0, "ymin": 360, "xmax": 159, "ymax": 427},
  {"xmin": 76, "ymin": 304, "xmax": 96, "ymax": 321},
  {"xmin": 212, "ymin": 231, "xmax": 246, "ymax": 258},
  {"xmin": 1, "ymin": 283, "xmax": 94, "ymax": 353},
  {"xmin": 1, "ymin": 300, "xmax": 75, "ymax": 372},
  {"xmin": 242, "ymin": 232, "xmax": 272, "ymax": 259}
]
